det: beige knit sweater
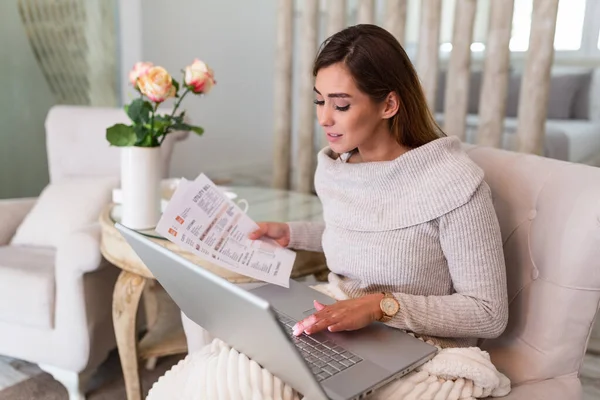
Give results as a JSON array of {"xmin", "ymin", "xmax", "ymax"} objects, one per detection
[{"xmin": 287, "ymin": 137, "xmax": 509, "ymax": 348}]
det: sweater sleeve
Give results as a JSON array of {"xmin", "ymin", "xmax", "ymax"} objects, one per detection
[
  {"xmin": 286, "ymin": 221, "xmax": 325, "ymax": 252},
  {"xmin": 387, "ymin": 183, "xmax": 509, "ymax": 339}
]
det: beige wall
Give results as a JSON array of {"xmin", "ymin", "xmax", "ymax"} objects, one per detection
[
  {"xmin": 140, "ymin": 0, "xmax": 277, "ymax": 181},
  {"xmin": 0, "ymin": 1, "xmax": 54, "ymax": 199}
]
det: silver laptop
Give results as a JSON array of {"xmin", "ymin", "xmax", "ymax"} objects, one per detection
[{"xmin": 115, "ymin": 223, "xmax": 437, "ymax": 400}]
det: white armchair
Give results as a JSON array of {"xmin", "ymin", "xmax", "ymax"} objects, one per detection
[{"xmin": 0, "ymin": 105, "xmax": 189, "ymax": 399}]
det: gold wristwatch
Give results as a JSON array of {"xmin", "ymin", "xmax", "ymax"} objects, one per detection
[{"xmin": 378, "ymin": 292, "xmax": 400, "ymax": 323}]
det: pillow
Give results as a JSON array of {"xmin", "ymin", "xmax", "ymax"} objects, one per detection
[
  {"xmin": 505, "ymin": 72, "xmax": 587, "ymax": 119},
  {"xmin": 10, "ymin": 177, "xmax": 118, "ymax": 248},
  {"xmin": 434, "ymin": 70, "xmax": 483, "ymax": 114},
  {"xmin": 589, "ymin": 69, "xmax": 600, "ymax": 121},
  {"xmin": 570, "ymin": 70, "xmax": 593, "ymax": 120},
  {"xmin": 505, "ymin": 73, "xmax": 523, "ymax": 117}
]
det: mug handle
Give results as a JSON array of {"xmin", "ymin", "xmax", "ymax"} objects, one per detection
[{"xmin": 237, "ymin": 198, "xmax": 249, "ymax": 213}]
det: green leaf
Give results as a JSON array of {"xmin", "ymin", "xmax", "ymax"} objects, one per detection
[
  {"xmin": 136, "ymin": 133, "xmax": 155, "ymax": 147},
  {"xmin": 152, "ymin": 115, "xmax": 171, "ymax": 136},
  {"xmin": 172, "ymin": 114, "xmax": 184, "ymax": 125},
  {"xmin": 172, "ymin": 78, "xmax": 180, "ymax": 97},
  {"xmin": 126, "ymin": 98, "xmax": 143, "ymax": 122},
  {"xmin": 154, "ymin": 114, "xmax": 172, "ymax": 125},
  {"xmin": 154, "ymin": 122, "xmax": 170, "ymax": 136},
  {"xmin": 171, "ymin": 122, "xmax": 204, "ymax": 135},
  {"xmin": 134, "ymin": 124, "xmax": 147, "ymax": 141},
  {"xmin": 140, "ymin": 101, "xmax": 153, "ymax": 124},
  {"xmin": 170, "ymin": 122, "xmax": 188, "ymax": 130},
  {"xmin": 126, "ymin": 98, "xmax": 153, "ymax": 124},
  {"xmin": 106, "ymin": 124, "xmax": 136, "ymax": 146},
  {"xmin": 190, "ymin": 125, "xmax": 204, "ymax": 135}
]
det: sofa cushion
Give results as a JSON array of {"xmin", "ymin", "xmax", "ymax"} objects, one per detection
[
  {"xmin": 571, "ymin": 70, "xmax": 593, "ymax": 120},
  {"xmin": 506, "ymin": 73, "xmax": 584, "ymax": 119},
  {"xmin": 590, "ymin": 69, "xmax": 600, "ymax": 121},
  {"xmin": 498, "ymin": 376, "xmax": 581, "ymax": 400},
  {"xmin": 438, "ymin": 69, "xmax": 592, "ymax": 120},
  {"xmin": 466, "ymin": 147, "xmax": 600, "ymax": 385},
  {"xmin": 0, "ymin": 246, "xmax": 56, "ymax": 329},
  {"xmin": 435, "ymin": 70, "xmax": 482, "ymax": 114},
  {"xmin": 10, "ymin": 177, "xmax": 118, "ymax": 248}
]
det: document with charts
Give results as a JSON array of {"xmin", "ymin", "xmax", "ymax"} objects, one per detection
[{"xmin": 155, "ymin": 173, "xmax": 296, "ymax": 288}]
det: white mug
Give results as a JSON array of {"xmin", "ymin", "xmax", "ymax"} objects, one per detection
[{"xmin": 237, "ymin": 198, "xmax": 249, "ymax": 213}]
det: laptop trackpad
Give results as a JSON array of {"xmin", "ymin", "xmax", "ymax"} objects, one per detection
[
  {"xmin": 248, "ymin": 281, "xmax": 336, "ymax": 321},
  {"xmin": 323, "ymin": 324, "xmax": 437, "ymax": 372},
  {"xmin": 302, "ymin": 307, "xmax": 317, "ymax": 316}
]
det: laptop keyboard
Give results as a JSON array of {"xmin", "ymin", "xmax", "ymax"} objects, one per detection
[{"xmin": 275, "ymin": 311, "xmax": 363, "ymax": 382}]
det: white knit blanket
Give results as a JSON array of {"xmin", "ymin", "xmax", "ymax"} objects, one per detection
[{"xmin": 147, "ymin": 284, "xmax": 511, "ymax": 400}]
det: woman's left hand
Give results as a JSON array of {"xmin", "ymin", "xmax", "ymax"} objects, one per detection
[{"xmin": 293, "ymin": 293, "xmax": 384, "ymax": 336}]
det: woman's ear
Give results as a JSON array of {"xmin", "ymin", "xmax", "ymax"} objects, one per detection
[{"xmin": 381, "ymin": 92, "xmax": 400, "ymax": 120}]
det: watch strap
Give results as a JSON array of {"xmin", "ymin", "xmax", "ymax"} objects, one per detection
[{"xmin": 378, "ymin": 292, "xmax": 398, "ymax": 322}]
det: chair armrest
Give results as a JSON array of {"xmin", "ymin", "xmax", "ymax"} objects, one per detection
[
  {"xmin": 55, "ymin": 223, "xmax": 106, "ymax": 276},
  {"xmin": 0, "ymin": 197, "xmax": 37, "ymax": 245}
]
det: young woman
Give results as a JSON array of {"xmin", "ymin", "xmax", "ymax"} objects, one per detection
[{"xmin": 250, "ymin": 24, "xmax": 508, "ymax": 348}]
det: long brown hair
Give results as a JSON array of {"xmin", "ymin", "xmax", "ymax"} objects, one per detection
[{"xmin": 313, "ymin": 24, "xmax": 445, "ymax": 148}]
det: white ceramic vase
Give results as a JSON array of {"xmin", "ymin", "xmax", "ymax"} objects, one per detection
[{"xmin": 120, "ymin": 146, "xmax": 162, "ymax": 230}]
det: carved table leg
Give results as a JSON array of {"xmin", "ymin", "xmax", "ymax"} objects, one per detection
[
  {"xmin": 113, "ymin": 270, "xmax": 146, "ymax": 400},
  {"xmin": 143, "ymin": 280, "xmax": 159, "ymax": 370}
]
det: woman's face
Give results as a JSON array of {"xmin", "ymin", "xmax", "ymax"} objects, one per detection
[{"xmin": 314, "ymin": 62, "xmax": 389, "ymax": 154}]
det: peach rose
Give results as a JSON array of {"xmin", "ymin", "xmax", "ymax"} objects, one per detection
[
  {"xmin": 137, "ymin": 66, "xmax": 176, "ymax": 103},
  {"xmin": 128, "ymin": 61, "xmax": 154, "ymax": 87},
  {"xmin": 184, "ymin": 59, "xmax": 216, "ymax": 94}
]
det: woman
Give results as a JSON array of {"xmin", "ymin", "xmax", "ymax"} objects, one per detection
[
  {"xmin": 147, "ymin": 24, "xmax": 511, "ymax": 400},
  {"xmin": 250, "ymin": 24, "xmax": 508, "ymax": 348}
]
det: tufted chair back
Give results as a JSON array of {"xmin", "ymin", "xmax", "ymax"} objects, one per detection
[
  {"xmin": 465, "ymin": 144, "xmax": 600, "ymax": 385},
  {"xmin": 45, "ymin": 105, "xmax": 190, "ymax": 183}
]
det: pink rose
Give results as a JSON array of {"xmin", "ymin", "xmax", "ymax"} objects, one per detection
[
  {"xmin": 184, "ymin": 59, "xmax": 216, "ymax": 94},
  {"xmin": 137, "ymin": 66, "xmax": 176, "ymax": 103},
  {"xmin": 128, "ymin": 61, "xmax": 154, "ymax": 88}
]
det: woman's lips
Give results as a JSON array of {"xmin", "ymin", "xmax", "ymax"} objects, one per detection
[{"xmin": 326, "ymin": 133, "xmax": 343, "ymax": 142}]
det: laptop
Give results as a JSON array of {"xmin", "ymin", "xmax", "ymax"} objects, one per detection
[{"xmin": 115, "ymin": 223, "xmax": 437, "ymax": 400}]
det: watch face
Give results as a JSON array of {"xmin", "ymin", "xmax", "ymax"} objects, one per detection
[{"xmin": 382, "ymin": 298, "xmax": 399, "ymax": 316}]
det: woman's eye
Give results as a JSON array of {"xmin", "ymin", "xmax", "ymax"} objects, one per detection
[
  {"xmin": 313, "ymin": 100, "xmax": 325, "ymax": 106},
  {"xmin": 335, "ymin": 104, "xmax": 350, "ymax": 112}
]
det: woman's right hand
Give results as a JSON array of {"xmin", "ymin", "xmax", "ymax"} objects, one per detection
[{"xmin": 248, "ymin": 222, "xmax": 291, "ymax": 248}]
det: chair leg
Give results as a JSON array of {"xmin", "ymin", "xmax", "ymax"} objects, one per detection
[{"xmin": 38, "ymin": 364, "xmax": 92, "ymax": 400}]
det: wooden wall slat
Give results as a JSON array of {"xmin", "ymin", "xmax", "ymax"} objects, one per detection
[
  {"xmin": 443, "ymin": 0, "xmax": 477, "ymax": 139},
  {"xmin": 322, "ymin": 0, "xmax": 347, "ymax": 150},
  {"xmin": 516, "ymin": 0, "xmax": 560, "ymax": 155},
  {"xmin": 272, "ymin": 0, "xmax": 294, "ymax": 189},
  {"xmin": 297, "ymin": 0, "xmax": 320, "ymax": 193},
  {"xmin": 327, "ymin": 0, "xmax": 346, "ymax": 37},
  {"xmin": 416, "ymin": 0, "xmax": 442, "ymax": 112},
  {"xmin": 384, "ymin": 0, "xmax": 407, "ymax": 45},
  {"xmin": 357, "ymin": 0, "xmax": 375, "ymax": 24},
  {"xmin": 477, "ymin": 0, "xmax": 515, "ymax": 147}
]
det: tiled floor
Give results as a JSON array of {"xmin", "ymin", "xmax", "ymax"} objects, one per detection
[{"xmin": 1, "ymin": 351, "xmax": 600, "ymax": 397}]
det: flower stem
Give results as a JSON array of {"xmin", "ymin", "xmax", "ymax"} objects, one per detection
[
  {"xmin": 160, "ymin": 86, "xmax": 191, "ymax": 145},
  {"xmin": 150, "ymin": 102, "xmax": 159, "ymax": 146},
  {"xmin": 170, "ymin": 87, "xmax": 191, "ymax": 120}
]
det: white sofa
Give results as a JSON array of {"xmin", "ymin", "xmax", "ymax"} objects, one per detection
[
  {"xmin": 0, "ymin": 105, "xmax": 189, "ymax": 399},
  {"xmin": 435, "ymin": 67, "xmax": 600, "ymax": 166}
]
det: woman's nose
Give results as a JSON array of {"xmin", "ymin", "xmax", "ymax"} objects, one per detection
[{"xmin": 318, "ymin": 106, "xmax": 334, "ymax": 127}]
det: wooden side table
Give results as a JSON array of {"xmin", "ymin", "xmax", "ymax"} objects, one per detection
[{"xmin": 99, "ymin": 186, "xmax": 328, "ymax": 400}]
